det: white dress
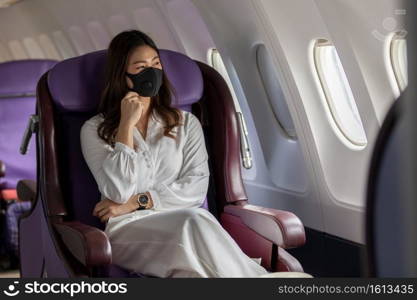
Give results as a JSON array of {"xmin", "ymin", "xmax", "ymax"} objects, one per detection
[{"xmin": 80, "ymin": 109, "xmax": 268, "ymax": 277}]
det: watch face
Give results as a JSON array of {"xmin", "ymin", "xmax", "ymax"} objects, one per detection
[{"xmin": 138, "ymin": 194, "xmax": 149, "ymax": 206}]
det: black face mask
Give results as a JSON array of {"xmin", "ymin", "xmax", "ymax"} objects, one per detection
[{"xmin": 126, "ymin": 67, "xmax": 163, "ymax": 97}]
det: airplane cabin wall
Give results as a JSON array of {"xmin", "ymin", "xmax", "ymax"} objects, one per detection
[
  {"xmin": 191, "ymin": 0, "xmax": 405, "ymax": 244},
  {"xmin": 254, "ymin": 0, "xmax": 404, "ymax": 243},
  {"xmin": 191, "ymin": 0, "xmax": 324, "ymax": 235},
  {"xmin": 315, "ymin": 0, "xmax": 406, "ymax": 123}
]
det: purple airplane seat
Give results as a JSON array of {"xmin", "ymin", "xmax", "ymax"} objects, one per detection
[
  {"xmin": 0, "ymin": 59, "xmax": 56, "ymax": 268},
  {"xmin": 0, "ymin": 60, "xmax": 56, "ymax": 199},
  {"xmin": 18, "ymin": 49, "xmax": 306, "ymax": 278}
]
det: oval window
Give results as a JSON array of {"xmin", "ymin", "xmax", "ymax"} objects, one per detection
[
  {"xmin": 390, "ymin": 32, "xmax": 407, "ymax": 92},
  {"xmin": 313, "ymin": 39, "xmax": 367, "ymax": 147}
]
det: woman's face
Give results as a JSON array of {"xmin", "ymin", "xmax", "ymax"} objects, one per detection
[{"xmin": 126, "ymin": 45, "xmax": 162, "ymax": 89}]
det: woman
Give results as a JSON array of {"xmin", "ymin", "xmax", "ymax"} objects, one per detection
[{"xmin": 80, "ymin": 30, "xmax": 268, "ymax": 277}]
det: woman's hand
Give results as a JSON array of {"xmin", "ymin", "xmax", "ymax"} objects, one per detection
[
  {"xmin": 120, "ymin": 91, "xmax": 144, "ymax": 128},
  {"xmin": 115, "ymin": 91, "xmax": 144, "ymax": 150},
  {"xmin": 93, "ymin": 195, "xmax": 137, "ymax": 223},
  {"xmin": 93, "ymin": 193, "xmax": 155, "ymax": 223}
]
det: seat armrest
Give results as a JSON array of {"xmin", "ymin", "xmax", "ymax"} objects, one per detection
[
  {"xmin": 224, "ymin": 204, "xmax": 305, "ymax": 248},
  {"xmin": 17, "ymin": 180, "xmax": 37, "ymax": 203},
  {"xmin": 0, "ymin": 160, "xmax": 5, "ymax": 177},
  {"xmin": 277, "ymin": 247, "xmax": 304, "ymax": 272},
  {"xmin": 53, "ymin": 221, "xmax": 112, "ymax": 267}
]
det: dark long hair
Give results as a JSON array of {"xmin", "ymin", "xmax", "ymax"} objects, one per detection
[{"xmin": 97, "ymin": 30, "xmax": 183, "ymax": 146}]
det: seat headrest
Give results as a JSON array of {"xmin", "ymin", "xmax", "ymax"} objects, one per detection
[
  {"xmin": 0, "ymin": 59, "xmax": 57, "ymax": 98},
  {"xmin": 47, "ymin": 49, "xmax": 203, "ymax": 113}
]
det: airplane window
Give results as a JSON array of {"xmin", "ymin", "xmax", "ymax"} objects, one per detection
[
  {"xmin": 207, "ymin": 48, "xmax": 242, "ymax": 111},
  {"xmin": 109, "ymin": 15, "xmax": 131, "ymax": 36},
  {"xmin": 52, "ymin": 31, "xmax": 76, "ymax": 59},
  {"xmin": 87, "ymin": 21, "xmax": 111, "ymax": 50},
  {"xmin": 390, "ymin": 33, "xmax": 407, "ymax": 92},
  {"xmin": 207, "ymin": 48, "xmax": 253, "ymax": 169},
  {"xmin": 38, "ymin": 34, "xmax": 61, "ymax": 60},
  {"xmin": 69, "ymin": 26, "xmax": 95, "ymax": 55},
  {"xmin": 255, "ymin": 44, "xmax": 297, "ymax": 139},
  {"xmin": 313, "ymin": 39, "xmax": 367, "ymax": 147},
  {"xmin": 22, "ymin": 37, "xmax": 45, "ymax": 59},
  {"xmin": 8, "ymin": 40, "xmax": 28, "ymax": 60},
  {"xmin": 132, "ymin": 8, "xmax": 170, "ymax": 48},
  {"xmin": 0, "ymin": 42, "xmax": 12, "ymax": 62}
]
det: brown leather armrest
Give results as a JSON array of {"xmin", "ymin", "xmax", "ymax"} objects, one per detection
[
  {"xmin": 17, "ymin": 180, "xmax": 37, "ymax": 203},
  {"xmin": 53, "ymin": 221, "xmax": 112, "ymax": 267},
  {"xmin": 277, "ymin": 247, "xmax": 304, "ymax": 272},
  {"xmin": 0, "ymin": 160, "xmax": 5, "ymax": 178},
  {"xmin": 224, "ymin": 204, "xmax": 305, "ymax": 248}
]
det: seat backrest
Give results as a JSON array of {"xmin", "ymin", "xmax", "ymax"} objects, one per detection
[
  {"xmin": 44, "ymin": 50, "xmax": 207, "ymax": 229},
  {"xmin": 0, "ymin": 59, "xmax": 56, "ymax": 190},
  {"xmin": 366, "ymin": 93, "xmax": 416, "ymax": 277},
  {"xmin": 194, "ymin": 62, "xmax": 249, "ymax": 211}
]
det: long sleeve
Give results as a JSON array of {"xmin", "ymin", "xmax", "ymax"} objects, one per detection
[
  {"xmin": 148, "ymin": 114, "xmax": 210, "ymax": 211},
  {"xmin": 80, "ymin": 118, "xmax": 138, "ymax": 204}
]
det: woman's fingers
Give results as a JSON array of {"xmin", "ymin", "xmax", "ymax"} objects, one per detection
[
  {"xmin": 125, "ymin": 91, "xmax": 139, "ymax": 98},
  {"xmin": 101, "ymin": 212, "xmax": 113, "ymax": 223},
  {"xmin": 97, "ymin": 207, "xmax": 109, "ymax": 218},
  {"xmin": 122, "ymin": 96, "xmax": 144, "ymax": 109},
  {"xmin": 123, "ymin": 91, "xmax": 147, "ymax": 104},
  {"xmin": 124, "ymin": 94, "xmax": 140, "ymax": 102},
  {"xmin": 93, "ymin": 202, "xmax": 107, "ymax": 217},
  {"xmin": 93, "ymin": 199, "xmax": 107, "ymax": 211},
  {"xmin": 123, "ymin": 91, "xmax": 142, "ymax": 102},
  {"xmin": 93, "ymin": 199, "xmax": 111, "ymax": 216},
  {"xmin": 96, "ymin": 206, "xmax": 109, "ymax": 218},
  {"xmin": 93, "ymin": 203, "xmax": 102, "ymax": 216},
  {"xmin": 93, "ymin": 198, "xmax": 122, "ymax": 220}
]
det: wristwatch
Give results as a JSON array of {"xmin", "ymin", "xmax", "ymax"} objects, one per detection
[{"xmin": 136, "ymin": 193, "xmax": 149, "ymax": 210}]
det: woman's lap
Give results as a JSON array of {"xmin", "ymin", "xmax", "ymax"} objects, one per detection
[{"xmin": 104, "ymin": 207, "xmax": 268, "ymax": 277}]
